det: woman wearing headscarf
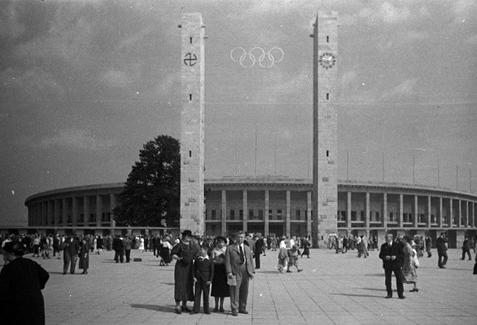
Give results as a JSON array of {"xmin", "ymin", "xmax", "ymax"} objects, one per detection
[
  {"xmin": 171, "ymin": 230, "xmax": 200, "ymax": 314},
  {"xmin": 0, "ymin": 240, "xmax": 49, "ymax": 325},
  {"xmin": 211, "ymin": 236, "xmax": 229, "ymax": 312},
  {"xmin": 401, "ymin": 236, "xmax": 419, "ymax": 292}
]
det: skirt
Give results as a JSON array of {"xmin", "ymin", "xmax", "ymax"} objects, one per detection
[
  {"xmin": 159, "ymin": 246, "xmax": 171, "ymax": 263},
  {"xmin": 211, "ymin": 263, "xmax": 229, "ymax": 297}
]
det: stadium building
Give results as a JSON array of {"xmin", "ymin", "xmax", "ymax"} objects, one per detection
[{"xmin": 24, "ymin": 176, "xmax": 477, "ymax": 248}]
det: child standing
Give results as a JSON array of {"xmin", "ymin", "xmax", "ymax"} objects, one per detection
[{"xmin": 192, "ymin": 246, "xmax": 214, "ymax": 314}]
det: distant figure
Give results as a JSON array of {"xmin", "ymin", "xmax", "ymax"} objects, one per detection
[
  {"xmin": 436, "ymin": 233, "xmax": 448, "ymax": 269},
  {"xmin": 78, "ymin": 236, "xmax": 90, "ymax": 274},
  {"xmin": 159, "ymin": 236, "xmax": 173, "ymax": 266},
  {"xmin": 0, "ymin": 240, "xmax": 49, "ymax": 325},
  {"xmin": 112, "ymin": 236, "xmax": 125, "ymax": 263},
  {"xmin": 62, "ymin": 235, "xmax": 79, "ymax": 274},
  {"xmin": 425, "ymin": 235, "xmax": 432, "ymax": 258},
  {"xmin": 462, "ymin": 237, "xmax": 472, "ymax": 261},
  {"xmin": 401, "ymin": 236, "xmax": 419, "ymax": 293},
  {"xmin": 379, "ymin": 233, "xmax": 405, "ymax": 299},
  {"xmin": 301, "ymin": 237, "xmax": 311, "ymax": 258},
  {"xmin": 124, "ymin": 236, "xmax": 132, "ymax": 263}
]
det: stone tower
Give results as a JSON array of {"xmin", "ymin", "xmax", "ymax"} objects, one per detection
[
  {"xmin": 179, "ymin": 13, "xmax": 205, "ymax": 235},
  {"xmin": 311, "ymin": 12, "xmax": 338, "ymax": 247}
]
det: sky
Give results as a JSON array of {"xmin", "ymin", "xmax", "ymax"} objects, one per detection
[{"xmin": 1, "ymin": 0, "xmax": 476, "ymax": 226}]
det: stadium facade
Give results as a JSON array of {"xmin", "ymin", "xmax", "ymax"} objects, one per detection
[{"xmin": 25, "ymin": 177, "xmax": 477, "ymax": 248}]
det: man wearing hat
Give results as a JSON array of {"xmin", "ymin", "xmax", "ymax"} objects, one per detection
[{"xmin": 0, "ymin": 240, "xmax": 50, "ymax": 324}]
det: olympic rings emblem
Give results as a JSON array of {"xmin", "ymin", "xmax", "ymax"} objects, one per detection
[{"xmin": 230, "ymin": 47, "xmax": 285, "ymax": 68}]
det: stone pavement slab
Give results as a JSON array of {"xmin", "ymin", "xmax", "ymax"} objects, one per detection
[{"xmin": 2, "ymin": 248, "xmax": 476, "ymax": 324}]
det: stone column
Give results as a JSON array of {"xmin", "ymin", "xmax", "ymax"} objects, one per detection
[
  {"xmin": 242, "ymin": 190, "xmax": 248, "ymax": 232},
  {"xmin": 427, "ymin": 196, "xmax": 432, "ymax": 228},
  {"xmin": 347, "ymin": 192, "xmax": 352, "ymax": 229},
  {"xmin": 96, "ymin": 195, "xmax": 102, "ymax": 228},
  {"xmin": 457, "ymin": 199, "xmax": 462, "ymax": 228},
  {"xmin": 365, "ymin": 192, "xmax": 370, "ymax": 229},
  {"xmin": 399, "ymin": 194, "xmax": 404, "ymax": 228},
  {"xmin": 54, "ymin": 199, "xmax": 60, "ymax": 226},
  {"xmin": 72, "ymin": 197, "xmax": 78, "ymax": 227},
  {"xmin": 265, "ymin": 190, "xmax": 270, "ymax": 236},
  {"xmin": 286, "ymin": 190, "xmax": 291, "ymax": 237},
  {"xmin": 306, "ymin": 191, "xmax": 312, "ymax": 237},
  {"xmin": 383, "ymin": 193, "xmax": 388, "ymax": 228},
  {"xmin": 221, "ymin": 190, "xmax": 227, "ymax": 236},
  {"xmin": 62, "ymin": 198, "xmax": 68, "ymax": 226},
  {"xmin": 449, "ymin": 198, "xmax": 454, "ymax": 227},
  {"xmin": 110, "ymin": 193, "xmax": 116, "ymax": 228},
  {"xmin": 438, "ymin": 197, "xmax": 443, "ymax": 227},
  {"xmin": 83, "ymin": 196, "xmax": 89, "ymax": 226},
  {"xmin": 413, "ymin": 195, "xmax": 419, "ymax": 228}
]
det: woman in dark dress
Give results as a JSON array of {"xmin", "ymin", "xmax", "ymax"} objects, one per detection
[
  {"xmin": 78, "ymin": 236, "xmax": 90, "ymax": 274},
  {"xmin": 211, "ymin": 236, "xmax": 229, "ymax": 312},
  {"xmin": 171, "ymin": 230, "xmax": 199, "ymax": 314},
  {"xmin": 0, "ymin": 240, "xmax": 49, "ymax": 325}
]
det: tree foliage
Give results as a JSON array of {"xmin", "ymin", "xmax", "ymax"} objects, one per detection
[{"xmin": 113, "ymin": 135, "xmax": 180, "ymax": 227}]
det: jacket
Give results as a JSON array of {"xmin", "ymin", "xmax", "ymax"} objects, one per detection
[
  {"xmin": 379, "ymin": 241, "xmax": 404, "ymax": 270},
  {"xmin": 225, "ymin": 243, "xmax": 255, "ymax": 277},
  {"xmin": 193, "ymin": 257, "xmax": 214, "ymax": 282}
]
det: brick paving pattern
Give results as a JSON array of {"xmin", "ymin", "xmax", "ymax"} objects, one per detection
[{"xmin": 4, "ymin": 248, "xmax": 475, "ymax": 324}]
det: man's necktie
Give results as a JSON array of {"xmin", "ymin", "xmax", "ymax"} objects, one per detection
[{"xmin": 239, "ymin": 245, "xmax": 245, "ymax": 264}]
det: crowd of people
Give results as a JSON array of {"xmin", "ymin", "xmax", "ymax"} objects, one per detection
[{"xmin": 1, "ymin": 229, "xmax": 476, "ymax": 323}]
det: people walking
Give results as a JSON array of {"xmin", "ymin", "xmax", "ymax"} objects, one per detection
[
  {"xmin": 124, "ymin": 236, "xmax": 132, "ymax": 263},
  {"xmin": 379, "ymin": 233, "xmax": 405, "ymax": 299},
  {"xmin": 159, "ymin": 235, "xmax": 172, "ymax": 266},
  {"xmin": 436, "ymin": 233, "xmax": 448, "ymax": 269},
  {"xmin": 112, "ymin": 236, "xmax": 125, "ymax": 263},
  {"xmin": 401, "ymin": 236, "xmax": 419, "ymax": 293},
  {"xmin": 225, "ymin": 231, "xmax": 255, "ymax": 316},
  {"xmin": 171, "ymin": 230, "xmax": 200, "ymax": 314},
  {"xmin": 462, "ymin": 236, "xmax": 472, "ymax": 261}
]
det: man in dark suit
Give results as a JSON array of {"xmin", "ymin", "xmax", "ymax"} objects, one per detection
[
  {"xmin": 112, "ymin": 236, "xmax": 125, "ymax": 263},
  {"xmin": 225, "ymin": 231, "xmax": 255, "ymax": 316},
  {"xmin": 436, "ymin": 233, "xmax": 448, "ymax": 268},
  {"xmin": 62, "ymin": 235, "xmax": 79, "ymax": 274},
  {"xmin": 124, "ymin": 237, "xmax": 132, "ymax": 263},
  {"xmin": 379, "ymin": 233, "xmax": 404, "ymax": 299}
]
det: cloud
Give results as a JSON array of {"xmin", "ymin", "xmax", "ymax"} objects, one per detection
[
  {"xmin": 40, "ymin": 129, "xmax": 116, "ymax": 151},
  {"xmin": 465, "ymin": 34, "xmax": 477, "ymax": 45},
  {"xmin": 0, "ymin": 1, "xmax": 26, "ymax": 39},
  {"xmin": 0, "ymin": 67, "xmax": 65, "ymax": 100},
  {"xmin": 100, "ymin": 70, "xmax": 131, "ymax": 88},
  {"xmin": 380, "ymin": 78, "xmax": 419, "ymax": 102},
  {"xmin": 359, "ymin": 2, "xmax": 410, "ymax": 25}
]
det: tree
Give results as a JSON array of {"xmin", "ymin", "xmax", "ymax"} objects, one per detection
[{"xmin": 113, "ymin": 135, "xmax": 180, "ymax": 227}]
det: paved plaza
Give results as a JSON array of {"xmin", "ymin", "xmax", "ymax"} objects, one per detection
[{"xmin": 4, "ymin": 248, "xmax": 476, "ymax": 325}]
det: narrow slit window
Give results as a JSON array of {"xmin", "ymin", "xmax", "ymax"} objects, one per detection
[
  {"xmin": 326, "ymin": 35, "xmax": 329, "ymax": 43},
  {"xmin": 189, "ymin": 36, "xmax": 193, "ymax": 44},
  {"xmin": 189, "ymin": 93, "xmax": 192, "ymax": 101},
  {"xmin": 326, "ymin": 150, "xmax": 329, "ymax": 157},
  {"xmin": 189, "ymin": 150, "xmax": 192, "ymax": 158},
  {"xmin": 326, "ymin": 93, "xmax": 329, "ymax": 100}
]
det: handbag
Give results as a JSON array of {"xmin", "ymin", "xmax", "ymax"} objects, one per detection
[{"xmin": 227, "ymin": 274, "xmax": 237, "ymax": 286}]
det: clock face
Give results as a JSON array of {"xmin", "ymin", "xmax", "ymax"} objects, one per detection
[{"xmin": 319, "ymin": 53, "xmax": 336, "ymax": 70}]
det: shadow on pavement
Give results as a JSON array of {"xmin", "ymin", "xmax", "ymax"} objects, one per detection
[
  {"xmin": 330, "ymin": 293, "xmax": 384, "ymax": 298},
  {"xmin": 130, "ymin": 304, "xmax": 175, "ymax": 313},
  {"xmin": 364, "ymin": 273, "xmax": 384, "ymax": 277}
]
